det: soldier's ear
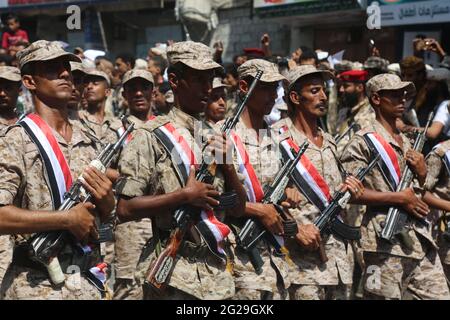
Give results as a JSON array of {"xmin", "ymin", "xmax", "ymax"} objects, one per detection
[
  {"xmin": 356, "ymin": 83, "xmax": 364, "ymax": 93},
  {"xmin": 22, "ymin": 75, "xmax": 36, "ymax": 91},
  {"xmin": 289, "ymin": 90, "xmax": 300, "ymax": 106},
  {"xmin": 168, "ymin": 73, "xmax": 178, "ymax": 91},
  {"xmin": 238, "ymin": 79, "xmax": 248, "ymax": 94},
  {"xmin": 105, "ymin": 86, "xmax": 111, "ymax": 97},
  {"xmin": 370, "ymin": 93, "xmax": 380, "ymax": 106}
]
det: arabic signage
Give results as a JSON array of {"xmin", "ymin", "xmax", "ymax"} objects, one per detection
[
  {"xmin": 254, "ymin": 0, "xmax": 360, "ymax": 18},
  {"xmin": 254, "ymin": 0, "xmax": 317, "ymax": 9},
  {"xmin": 369, "ymin": 0, "xmax": 450, "ymax": 26},
  {"xmin": 0, "ymin": 0, "xmax": 116, "ymax": 8}
]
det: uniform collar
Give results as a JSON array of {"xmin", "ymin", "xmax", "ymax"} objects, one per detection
[
  {"xmin": 79, "ymin": 109, "xmax": 112, "ymax": 126},
  {"xmin": 371, "ymin": 120, "xmax": 409, "ymax": 152},
  {"xmin": 48, "ymin": 118, "xmax": 93, "ymax": 147},
  {"xmin": 351, "ymin": 97, "xmax": 370, "ymax": 116},
  {"xmin": 284, "ymin": 116, "xmax": 335, "ymax": 151},
  {"xmin": 169, "ymin": 107, "xmax": 200, "ymax": 133}
]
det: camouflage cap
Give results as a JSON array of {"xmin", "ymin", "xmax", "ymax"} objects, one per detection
[
  {"xmin": 364, "ymin": 56, "xmax": 389, "ymax": 72},
  {"xmin": 212, "ymin": 77, "xmax": 229, "ymax": 89},
  {"xmin": 84, "ymin": 68, "xmax": 111, "ymax": 86},
  {"xmin": 16, "ymin": 40, "xmax": 81, "ymax": 70},
  {"xmin": 167, "ymin": 41, "xmax": 221, "ymax": 71},
  {"xmin": 287, "ymin": 65, "xmax": 333, "ymax": 90},
  {"xmin": 70, "ymin": 61, "xmax": 86, "ymax": 74},
  {"xmin": 238, "ymin": 59, "xmax": 285, "ymax": 83},
  {"xmin": 122, "ymin": 69, "xmax": 154, "ymax": 86},
  {"xmin": 0, "ymin": 66, "xmax": 21, "ymax": 82},
  {"xmin": 334, "ymin": 60, "xmax": 354, "ymax": 74},
  {"xmin": 366, "ymin": 73, "xmax": 416, "ymax": 98}
]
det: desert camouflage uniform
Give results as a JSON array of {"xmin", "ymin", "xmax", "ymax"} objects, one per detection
[
  {"xmin": 340, "ymin": 120, "xmax": 450, "ymax": 299},
  {"xmin": 221, "ymin": 118, "xmax": 290, "ymax": 300},
  {"xmin": 0, "ymin": 122, "xmax": 12, "ymax": 289},
  {"xmin": 0, "ymin": 119, "xmax": 13, "ymax": 289},
  {"xmin": 0, "ymin": 120, "xmax": 104, "ymax": 300},
  {"xmin": 77, "ymin": 109, "xmax": 122, "ymax": 268},
  {"xmin": 424, "ymin": 140, "xmax": 450, "ymax": 281},
  {"xmin": 113, "ymin": 114, "xmax": 153, "ymax": 300},
  {"xmin": 0, "ymin": 67, "xmax": 26, "ymax": 291},
  {"xmin": 336, "ymin": 98, "xmax": 375, "ymax": 157},
  {"xmin": 272, "ymin": 117, "xmax": 354, "ymax": 300},
  {"xmin": 78, "ymin": 109, "xmax": 122, "ymax": 146},
  {"xmin": 336, "ymin": 98, "xmax": 375, "ymax": 233},
  {"xmin": 117, "ymin": 106, "xmax": 235, "ymax": 300}
]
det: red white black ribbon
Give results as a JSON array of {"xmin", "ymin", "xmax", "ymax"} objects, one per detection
[
  {"xmin": 19, "ymin": 113, "xmax": 73, "ymax": 209},
  {"xmin": 363, "ymin": 133, "xmax": 401, "ymax": 191},
  {"xmin": 154, "ymin": 122, "xmax": 231, "ymax": 259},
  {"xmin": 230, "ymin": 131, "xmax": 264, "ymax": 203},
  {"xmin": 117, "ymin": 115, "xmax": 156, "ymax": 146},
  {"xmin": 279, "ymin": 126, "xmax": 331, "ymax": 212},
  {"xmin": 86, "ymin": 262, "xmax": 108, "ymax": 292}
]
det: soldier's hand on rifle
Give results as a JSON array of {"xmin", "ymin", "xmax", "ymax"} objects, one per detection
[
  {"xmin": 341, "ymin": 175, "xmax": 365, "ymax": 201},
  {"xmin": 66, "ymin": 202, "xmax": 98, "ymax": 243},
  {"xmin": 208, "ymin": 133, "xmax": 233, "ymax": 167},
  {"xmin": 252, "ymin": 203, "xmax": 284, "ymax": 235},
  {"xmin": 184, "ymin": 165, "xmax": 220, "ymax": 211},
  {"xmin": 399, "ymin": 187, "xmax": 430, "ymax": 219},
  {"xmin": 295, "ymin": 224, "xmax": 321, "ymax": 250},
  {"xmin": 81, "ymin": 166, "xmax": 115, "ymax": 221},
  {"xmin": 405, "ymin": 149, "xmax": 427, "ymax": 185},
  {"xmin": 281, "ymin": 186, "xmax": 302, "ymax": 209}
]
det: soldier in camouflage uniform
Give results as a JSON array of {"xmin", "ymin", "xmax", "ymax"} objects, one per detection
[
  {"xmin": 67, "ymin": 62, "xmax": 86, "ymax": 120},
  {"xmin": 0, "ymin": 66, "xmax": 21, "ymax": 126},
  {"xmin": 79, "ymin": 69, "xmax": 122, "ymax": 147},
  {"xmin": 113, "ymin": 69, "xmax": 155, "ymax": 300},
  {"xmin": 204, "ymin": 77, "xmax": 228, "ymax": 129},
  {"xmin": 116, "ymin": 41, "xmax": 246, "ymax": 300},
  {"xmin": 272, "ymin": 65, "xmax": 364, "ymax": 300},
  {"xmin": 0, "ymin": 66, "xmax": 21, "ymax": 289},
  {"xmin": 363, "ymin": 56, "xmax": 389, "ymax": 80},
  {"xmin": 79, "ymin": 68, "xmax": 123, "ymax": 269},
  {"xmin": 423, "ymin": 138, "xmax": 450, "ymax": 282},
  {"xmin": 0, "ymin": 40, "xmax": 115, "ymax": 300},
  {"xmin": 336, "ymin": 70, "xmax": 375, "ymax": 157},
  {"xmin": 217, "ymin": 59, "xmax": 291, "ymax": 300},
  {"xmin": 340, "ymin": 73, "xmax": 450, "ymax": 299}
]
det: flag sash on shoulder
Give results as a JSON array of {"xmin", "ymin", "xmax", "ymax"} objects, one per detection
[
  {"xmin": 230, "ymin": 131, "xmax": 264, "ymax": 203},
  {"xmin": 117, "ymin": 115, "xmax": 156, "ymax": 146},
  {"xmin": 279, "ymin": 126, "xmax": 331, "ymax": 212},
  {"xmin": 364, "ymin": 133, "xmax": 401, "ymax": 191},
  {"xmin": 19, "ymin": 113, "xmax": 73, "ymax": 209},
  {"xmin": 154, "ymin": 121, "xmax": 230, "ymax": 259}
]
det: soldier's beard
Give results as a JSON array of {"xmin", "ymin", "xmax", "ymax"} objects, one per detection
[{"xmin": 340, "ymin": 92, "xmax": 359, "ymax": 109}]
